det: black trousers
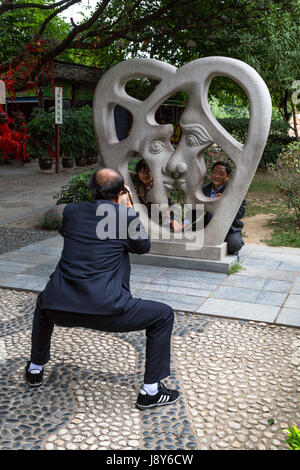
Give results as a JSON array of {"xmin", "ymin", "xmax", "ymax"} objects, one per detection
[
  {"xmin": 30, "ymin": 294, "xmax": 174, "ymax": 384},
  {"xmin": 225, "ymin": 231, "xmax": 244, "ymax": 255}
]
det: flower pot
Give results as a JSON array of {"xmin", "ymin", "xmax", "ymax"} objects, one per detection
[
  {"xmin": 76, "ymin": 157, "xmax": 87, "ymax": 167},
  {"xmin": 62, "ymin": 158, "xmax": 74, "ymax": 168},
  {"xmin": 39, "ymin": 158, "xmax": 53, "ymax": 170}
]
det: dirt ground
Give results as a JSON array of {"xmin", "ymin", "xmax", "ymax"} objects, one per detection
[
  {"xmin": 242, "ymin": 213, "xmax": 274, "ymax": 245},
  {"xmin": 0, "ymin": 161, "xmax": 275, "ymax": 244}
]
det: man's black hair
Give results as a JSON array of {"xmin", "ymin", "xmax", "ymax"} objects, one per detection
[
  {"xmin": 135, "ymin": 158, "xmax": 148, "ymax": 174},
  {"xmin": 212, "ymin": 161, "xmax": 232, "ymax": 175},
  {"xmin": 89, "ymin": 169, "xmax": 124, "ymax": 201}
]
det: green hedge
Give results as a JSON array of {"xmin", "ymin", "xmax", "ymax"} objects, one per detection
[
  {"xmin": 27, "ymin": 105, "xmax": 98, "ymax": 160},
  {"xmin": 54, "ymin": 169, "xmax": 97, "ymax": 204},
  {"xmin": 218, "ymin": 117, "xmax": 291, "ymax": 167}
]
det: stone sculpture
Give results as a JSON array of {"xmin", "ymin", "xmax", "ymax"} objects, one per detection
[{"xmin": 93, "ymin": 57, "xmax": 272, "ymax": 269}]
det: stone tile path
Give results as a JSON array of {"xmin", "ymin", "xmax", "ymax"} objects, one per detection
[
  {"xmin": 0, "ymin": 237, "xmax": 299, "ymax": 327},
  {"xmin": 0, "ymin": 237, "xmax": 299, "ymax": 450}
]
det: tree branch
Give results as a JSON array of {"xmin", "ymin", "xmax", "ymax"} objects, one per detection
[
  {"xmin": 39, "ymin": 0, "xmax": 111, "ymax": 65},
  {"xmin": 0, "ymin": 0, "xmax": 78, "ymax": 16},
  {"xmin": 38, "ymin": 0, "xmax": 78, "ymax": 37}
]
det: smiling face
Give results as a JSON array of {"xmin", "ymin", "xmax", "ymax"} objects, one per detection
[{"xmin": 211, "ymin": 163, "xmax": 230, "ymax": 190}]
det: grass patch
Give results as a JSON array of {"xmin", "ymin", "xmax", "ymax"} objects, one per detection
[
  {"xmin": 262, "ymin": 214, "xmax": 300, "ymax": 248},
  {"xmin": 244, "ymin": 203, "xmax": 276, "ymax": 218},
  {"xmin": 227, "ymin": 263, "xmax": 245, "ymax": 275},
  {"xmin": 247, "ymin": 171, "xmax": 279, "ymax": 194}
]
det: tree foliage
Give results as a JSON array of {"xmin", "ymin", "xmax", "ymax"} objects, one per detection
[{"xmin": 0, "ymin": 1, "xmax": 299, "ymax": 127}]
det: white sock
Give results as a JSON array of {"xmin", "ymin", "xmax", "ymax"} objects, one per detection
[
  {"xmin": 28, "ymin": 362, "xmax": 43, "ymax": 374},
  {"xmin": 140, "ymin": 382, "xmax": 159, "ymax": 396}
]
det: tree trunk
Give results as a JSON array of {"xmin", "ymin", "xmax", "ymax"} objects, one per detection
[{"xmin": 291, "ymin": 97, "xmax": 299, "ymax": 141}]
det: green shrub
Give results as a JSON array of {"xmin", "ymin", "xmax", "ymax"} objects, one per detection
[
  {"xmin": 275, "ymin": 141, "xmax": 300, "ymax": 226},
  {"xmin": 284, "ymin": 425, "xmax": 300, "ymax": 450},
  {"xmin": 26, "ymin": 108, "xmax": 55, "ymax": 159},
  {"xmin": 41, "ymin": 207, "xmax": 63, "ymax": 230},
  {"xmin": 218, "ymin": 117, "xmax": 291, "ymax": 167},
  {"xmin": 54, "ymin": 169, "xmax": 98, "ymax": 204},
  {"xmin": 27, "ymin": 106, "xmax": 98, "ymax": 161}
]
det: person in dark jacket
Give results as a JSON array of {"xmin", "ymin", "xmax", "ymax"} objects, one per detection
[
  {"xmin": 203, "ymin": 161, "xmax": 246, "ymax": 256},
  {"xmin": 25, "ymin": 168, "xmax": 179, "ymax": 410}
]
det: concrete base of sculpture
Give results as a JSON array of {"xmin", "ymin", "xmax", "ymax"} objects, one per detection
[
  {"xmin": 129, "ymin": 250, "xmax": 238, "ymax": 273},
  {"xmin": 149, "ymin": 240, "xmax": 228, "ymax": 261},
  {"xmin": 131, "ymin": 239, "xmax": 238, "ymax": 273}
]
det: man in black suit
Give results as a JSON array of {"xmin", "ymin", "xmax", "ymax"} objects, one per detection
[
  {"xmin": 25, "ymin": 168, "xmax": 179, "ymax": 410},
  {"xmin": 203, "ymin": 161, "xmax": 246, "ymax": 257}
]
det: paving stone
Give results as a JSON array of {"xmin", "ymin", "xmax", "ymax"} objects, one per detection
[
  {"xmin": 284, "ymin": 294, "xmax": 300, "ymax": 309},
  {"xmin": 135, "ymin": 289, "xmax": 204, "ymax": 312},
  {"xmin": 21, "ymin": 262, "xmax": 58, "ymax": 277},
  {"xmin": 256, "ymin": 291, "xmax": 287, "ymax": 307},
  {"xmin": 212, "ymin": 286, "xmax": 260, "ymax": 303},
  {"xmin": 236, "ymin": 267, "xmax": 298, "ymax": 282},
  {"xmin": 0, "ymin": 260, "xmax": 36, "ymax": 273},
  {"xmin": 243, "ymin": 259, "xmax": 281, "ymax": 270},
  {"xmin": 18, "ymin": 244, "xmax": 62, "ymax": 256},
  {"xmin": 276, "ymin": 308, "xmax": 300, "ymax": 327},
  {"xmin": 0, "ymin": 273, "xmax": 42, "ymax": 290},
  {"xmin": 291, "ymin": 284, "xmax": 300, "ymax": 295},
  {"xmin": 222, "ymin": 275, "xmax": 266, "ymax": 290},
  {"xmin": 263, "ymin": 279, "xmax": 293, "ymax": 293},
  {"xmin": 137, "ymin": 283, "xmax": 211, "ymax": 298},
  {"xmin": 157, "ymin": 268, "xmax": 226, "ymax": 283},
  {"xmin": 197, "ymin": 298, "xmax": 279, "ymax": 322},
  {"xmin": 0, "ymin": 252, "xmax": 59, "ymax": 264},
  {"xmin": 277, "ymin": 262, "xmax": 300, "ymax": 272}
]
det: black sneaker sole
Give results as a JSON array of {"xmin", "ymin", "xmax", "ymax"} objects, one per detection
[
  {"xmin": 24, "ymin": 370, "xmax": 43, "ymax": 388},
  {"xmin": 136, "ymin": 394, "xmax": 180, "ymax": 410}
]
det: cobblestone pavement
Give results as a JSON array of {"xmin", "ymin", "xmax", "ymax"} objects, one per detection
[{"xmin": 0, "ymin": 289, "xmax": 299, "ymax": 450}]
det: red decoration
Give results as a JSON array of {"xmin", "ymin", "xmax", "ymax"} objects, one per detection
[
  {"xmin": 1, "ymin": 38, "xmax": 55, "ymax": 101},
  {"xmin": 0, "ymin": 105, "xmax": 29, "ymax": 163}
]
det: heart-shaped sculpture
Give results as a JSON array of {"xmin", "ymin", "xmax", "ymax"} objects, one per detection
[{"xmin": 93, "ymin": 57, "xmax": 272, "ymax": 252}]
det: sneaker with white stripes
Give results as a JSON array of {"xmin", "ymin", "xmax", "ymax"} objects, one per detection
[{"xmin": 136, "ymin": 382, "xmax": 180, "ymax": 410}]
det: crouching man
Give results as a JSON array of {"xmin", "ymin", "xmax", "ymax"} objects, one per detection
[{"xmin": 25, "ymin": 168, "xmax": 179, "ymax": 410}]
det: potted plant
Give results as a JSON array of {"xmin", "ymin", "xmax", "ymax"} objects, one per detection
[
  {"xmin": 75, "ymin": 154, "xmax": 87, "ymax": 167},
  {"xmin": 38, "ymin": 149, "xmax": 53, "ymax": 170},
  {"xmin": 27, "ymin": 109, "xmax": 55, "ymax": 163},
  {"xmin": 87, "ymin": 154, "xmax": 94, "ymax": 165},
  {"xmin": 61, "ymin": 152, "xmax": 75, "ymax": 168}
]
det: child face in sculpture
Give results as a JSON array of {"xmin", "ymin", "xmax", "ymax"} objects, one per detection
[{"xmin": 138, "ymin": 165, "xmax": 153, "ymax": 187}]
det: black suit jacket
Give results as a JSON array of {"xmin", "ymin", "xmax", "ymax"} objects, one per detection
[
  {"xmin": 203, "ymin": 182, "xmax": 246, "ymax": 233},
  {"xmin": 40, "ymin": 200, "xmax": 150, "ymax": 316}
]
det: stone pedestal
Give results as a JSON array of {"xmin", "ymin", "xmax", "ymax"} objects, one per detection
[{"xmin": 130, "ymin": 239, "xmax": 238, "ymax": 273}]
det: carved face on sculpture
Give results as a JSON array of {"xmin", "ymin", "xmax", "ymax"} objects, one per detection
[
  {"xmin": 93, "ymin": 57, "xmax": 272, "ymax": 245},
  {"xmin": 164, "ymin": 121, "xmax": 213, "ymax": 204},
  {"xmin": 137, "ymin": 123, "xmax": 176, "ymax": 209}
]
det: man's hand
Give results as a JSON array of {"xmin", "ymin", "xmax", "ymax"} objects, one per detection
[
  {"xmin": 214, "ymin": 193, "xmax": 222, "ymax": 198},
  {"xmin": 172, "ymin": 220, "xmax": 184, "ymax": 232},
  {"xmin": 118, "ymin": 185, "xmax": 133, "ymax": 207}
]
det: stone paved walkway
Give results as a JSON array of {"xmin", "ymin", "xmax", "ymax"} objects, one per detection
[
  {"xmin": 0, "ymin": 238, "xmax": 299, "ymax": 450},
  {"xmin": 0, "ymin": 237, "xmax": 299, "ymax": 326}
]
